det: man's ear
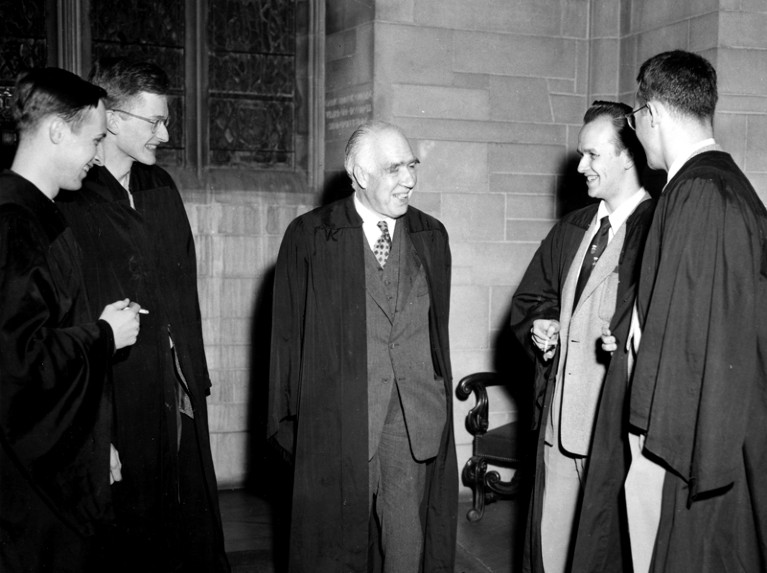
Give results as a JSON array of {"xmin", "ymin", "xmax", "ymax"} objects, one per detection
[
  {"xmin": 352, "ymin": 164, "xmax": 368, "ymax": 190},
  {"xmin": 106, "ymin": 110, "xmax": 120, "ymax": 134},
  {"xmin": 622, "ymin": 150, "xmax": 635, "ymax": 170},
  {"xmin": 647, "ymin": 101, "xmax": 661, "ymax": 128},
  {"xmin": 48, "ymin": 117, "xmax": 66, "ymax": 144}
]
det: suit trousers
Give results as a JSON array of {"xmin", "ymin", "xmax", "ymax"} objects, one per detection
[
  {"xmin": 369, "ymin": 391, "xmax": 427, "ymax": 573},
  {"xmin": 541, "ymin": 439, "xmax": 586, "ymax": 573},
  {"xmin": 541, "ymin": 371, "xmax": 587, "ymax": 573}
]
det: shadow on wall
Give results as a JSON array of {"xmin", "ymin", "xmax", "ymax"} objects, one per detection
[
  {"xmin": 241, "ymin": 171, "xmax": 357, "ymax": 571},
  {"xmin": 320, "ymin": 170, "xmax": 353, "ymax": 206},
  {"xmin": 242, "ymin": 263, "xmax": 292, "ymax": 572},
  {"xmin": 556, "ymin": 153, "xmax": 594, "ymax": 219}
]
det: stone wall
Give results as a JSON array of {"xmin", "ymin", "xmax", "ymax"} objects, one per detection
[
  {"xmin": 171, "ymin": 170, "xmax": 314, "ymax": 487},
  {"xmin": 186, "ymin": 0, "xmax": 767, "ymax": 492},
  {"xmin": 615, "ymin": 0, "xmax": 767, "ymax": 202}
]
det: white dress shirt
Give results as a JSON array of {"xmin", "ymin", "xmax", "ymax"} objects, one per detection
[{"xmin": 353, "ymin": 192, "xmax": 397, "ymax": 249}]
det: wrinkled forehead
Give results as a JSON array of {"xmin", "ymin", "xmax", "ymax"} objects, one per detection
[{"xmin": 369, "ymin": 128, "xmax": 416, "ymax": 166}]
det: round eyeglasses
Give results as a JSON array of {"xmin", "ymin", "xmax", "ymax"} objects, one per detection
[{"xmin": 111, "ymin": 109, "xmax": 171, "ymax": 133}]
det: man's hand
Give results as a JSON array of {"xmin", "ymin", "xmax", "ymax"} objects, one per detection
[
  {"xmin": 531, "ymin": 319, "xmax": 560, "ymax": 362},
  {"xmin": 601, "ymin": 325, "xmax": 617, "ymax": 354},
  {"xmin": 109, "ymin": 443, "xmax": 122, "ymax": 484},
  {"xmin": 100, "ymin": 299, "xmax": 141, "ymax": 350}
]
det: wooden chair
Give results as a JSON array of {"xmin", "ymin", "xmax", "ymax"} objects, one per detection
[{"xmin": 456, "ymin": 372, "xmax": 522, "ymax": 522}]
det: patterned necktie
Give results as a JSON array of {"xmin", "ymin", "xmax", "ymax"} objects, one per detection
[
  {"xmin": 374, "ymin": 220, "xmax": 392, "ymax": 267},
  {"xmin": 573, "ymin": 216, "xmax": 611, "ymax": 307}
]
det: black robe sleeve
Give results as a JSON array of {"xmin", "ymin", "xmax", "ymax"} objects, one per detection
[
  {"xmin": 510, "ymin": 211, "xmax": 591, "ymax": 423},
  {"xmin": 632, "ymin": 168, "xmax": 767, "ymax": 497},
  {"xmin": 0, "ymin": 203, "xmax": 113, "ymax": 535},
  {"xmin": 267, "ymin": 216, "xmax": 310, "ymax": 458},
  {"xmin": 510, "ymin": 221, "xmax": 566, "ymax": 361}
]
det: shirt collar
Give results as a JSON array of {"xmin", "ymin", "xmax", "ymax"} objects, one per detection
[
  {"xmin": 353, "ymin": 192, "xmax": 397, "ymax": 247},
  {"xmin": 667, "ymin": 138, "xmax": 717, "ymax": 183},
  {"xmin": 597, "ymin": 187, "xmax": 650, "ymax": 233}
]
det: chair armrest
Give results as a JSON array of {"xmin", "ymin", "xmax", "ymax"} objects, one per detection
[{"xmin": 455, "ymin": 372, "xmax": 504, "ymax": 436}]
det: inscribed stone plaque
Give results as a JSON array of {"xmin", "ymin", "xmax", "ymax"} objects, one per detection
[{"xmin": 325, "ymin": 85, "xmax": 373, "ymax": 141}]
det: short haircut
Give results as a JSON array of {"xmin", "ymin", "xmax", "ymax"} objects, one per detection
[
  {"xmin": 344, "ymin": 120, "xmax": 402, "ymax": 178},
  {"xmin": 583, "ymin": 100, "xmax": 646, "ymax": 171},
  {"xmin": 636, "ymin": 50, "xmax": 717, "ymax": 122},
  {"xmin": 88, "ymin": 57, "xmax": 170, "ymax": 110},
  {"xmin": 13, "ymin": 67, "xmax": 106, "ymax": 135}
]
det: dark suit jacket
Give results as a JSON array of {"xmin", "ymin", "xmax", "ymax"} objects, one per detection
[{"xmin": 268, "ymin": 195, "xmax": 457, "ymax": 572}]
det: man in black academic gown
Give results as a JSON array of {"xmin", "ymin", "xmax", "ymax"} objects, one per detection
[
  {"xmin": 268, "ymin": 121, "xmax": 457, "ymax": 572},
  {"xmin": 56, "ymin": 59, "xmax": 229, "ymax": 573},
  {"xmin": 510, "ymin": 101, "xmax": 654, "ymax": 573},
  {"xmin": 620, "ymin": 50, "xmax": 767, "ymax": 573},
  {"xmin": 0, "ymin": 68, "xmax": 141, "ymax": 572}
]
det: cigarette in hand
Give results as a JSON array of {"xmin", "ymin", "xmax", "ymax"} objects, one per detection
[{"xmin": 138, "ymin": 309, "xmax": 149, "ymax": 315}]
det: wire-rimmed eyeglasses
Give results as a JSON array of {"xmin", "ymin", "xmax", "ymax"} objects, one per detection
[
  {"xmin": 111, "ymin": 109, "xmax": 171, "ymax": 133},
  {"xmin": 625, "ymin": 104, "xmax": 648, "ymax": 130}
]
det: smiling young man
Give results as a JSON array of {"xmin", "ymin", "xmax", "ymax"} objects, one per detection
[
  {"xmin": 510, "ymin": 101, "xmax": 655, "ymax": 573},
  {"xmin": 56, "ymin": 59, "xmax": 229, "ymax": 573},
  {"xmin": 0, "ymin": 67, "xmax": 141, "ymax": 573},
  {"xmin": 268, "ymin": 121, "xmax": 457, "ymax": 572}
]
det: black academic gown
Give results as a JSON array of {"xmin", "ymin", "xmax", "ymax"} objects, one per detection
[
  {"xmin": 0, "ymin": 171, "xmax": 115, "ymax": 572},
  {"xmin": 56, "ymin": 164, "xmax": 228, "ymax": 573},
  {"xmin": 510, "ymin": 198, "xmax": 655, "ymax": 573},
  {"xmin": 629, "ymin": 151, "xmax": 767, "ymax": 572},
  {"xmin": 268, "ymin": 195, "xmax": 457, "ymax": 572}
]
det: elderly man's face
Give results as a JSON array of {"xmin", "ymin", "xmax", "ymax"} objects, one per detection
[{"xmin": 356, "ymin": 129, "xmax": 418, "ymax": 219}]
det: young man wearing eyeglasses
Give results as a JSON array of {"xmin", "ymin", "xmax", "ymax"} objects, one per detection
[
  {"xmin": 619, "ymin": 50, "xmax": 767, "ymax": 573},
  {"xmin": 57, "ymin": 59, "xmax": 230, "ymax": 573}
]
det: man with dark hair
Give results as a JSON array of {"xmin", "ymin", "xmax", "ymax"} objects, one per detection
[
  {"xmin": 620, "ymin": 49, "xmax": 767, "ymax": 573},
  {"xmin": 56, "ymin": 59, "xmax": 229, "ymax": 573},
  {"xmin": 511, "ymin": 101, "xmax": 654, "ymax": 573},
  {"xmin": 268, "ymin": 120, "xmax": 457, "ymax": 572},
  {"xmin": 0, "ymin": 67, "xmax": 141, "ymax": 572}
]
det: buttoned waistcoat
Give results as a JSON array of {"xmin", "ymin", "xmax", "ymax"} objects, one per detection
[{"xmin": 365, "ymin": 221, "xmax": 447, "ymax": 461}]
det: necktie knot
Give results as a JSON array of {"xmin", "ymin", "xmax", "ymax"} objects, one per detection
[
  {"xmin": 374, "ymin": 220, "xmax": 392, "ymax": 267},
  {"xmin": 573, "ymin": 216, "xmax": 611, "ymax": 307}
]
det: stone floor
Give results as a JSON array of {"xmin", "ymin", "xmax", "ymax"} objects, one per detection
[{"xmin": 220, "ymin": 488, "xmax": 524, "ymax": 573}]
